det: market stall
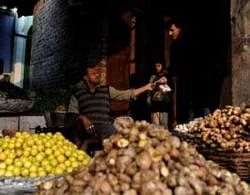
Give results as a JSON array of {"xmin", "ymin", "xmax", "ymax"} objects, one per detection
[
  {"xmin": 1, "ymin": 107, "xmax": 250, "ymax": 194},
  {"xmin": 36, "ymin": 118, "xmax": 250, "ymax": 194}
]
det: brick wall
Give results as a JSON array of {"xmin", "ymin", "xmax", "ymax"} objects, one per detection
[{"xmin": 30, "ymin": 0, "xmax": 108, "ymax": 88}]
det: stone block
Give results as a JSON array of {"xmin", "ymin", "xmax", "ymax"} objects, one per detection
[{"xmin": 19, "ymin": 115, "xmax": 47, "ymax": 133}]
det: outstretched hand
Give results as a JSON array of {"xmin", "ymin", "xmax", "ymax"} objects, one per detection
[
  {"xmin": 155, "ymin": 76, "xmax": 167, "ymax": 84},
  {"xmin": 144, "ymin": 83, "xmax": 156, "ymax": 91},
  {"xmin": 144, "ymin": 76, "xmax": 168, "ymax": 91}
]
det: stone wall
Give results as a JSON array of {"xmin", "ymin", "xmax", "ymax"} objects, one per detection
[
  {"xmin": 0, "ymin": 115, "xmax": 46, "ymax": 135},
  {"xmin": 230, "ymin": 0, "xmax": 250, "ymax": 106},
  {"xmin": 30, "ymin": 0, "xmax": 108, "ymax": 88}
]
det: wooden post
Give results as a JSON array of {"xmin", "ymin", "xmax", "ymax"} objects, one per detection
[{"xmin": 129, "ymin": 15, "xmax": 136, "ymax": 75}]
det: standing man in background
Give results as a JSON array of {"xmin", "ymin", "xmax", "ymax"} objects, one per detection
[{"xmin": 167, "ymin": 18, "xmax": 200, "ymax": 125}]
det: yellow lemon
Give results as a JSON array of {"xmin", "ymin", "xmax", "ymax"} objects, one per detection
[
  {"xmin": 45, "ymin": 148, "xmax": 53, "ymax": 155},
  {"xmin": 44, "ymin": 141, "xmax": 52, "ymax": 148},
  {"xmin": 54, "ymin": 167, "xmax": 64, "ymax": 175},
  {"xmin": 15, "ymin": 149, "xmax": 23, "ymax": 157},
  {"xmin": 15, "ymin": 132, "xmax": 22, "ymax": 137},
  {"xmin": 64, "ymin": 160, "xmax": 71, "ymax": 167},
  {"xmin": 49, "ymin": 158, "xmax": 57, "ymax": 167},
  {"xmin": 6, "ymin": 165, "xmax": 14, "ymax": 171},
  {"xmin": 30, "ymin": 148, "xmax": 38, "ymax": 156},
  {"xmin": 8, "ymin": 152, "xmax": 16, "ymax": 159},
  {"xmin": 0, "ymin": 162, "xmax": 6, "ymax": 169},
  {"xmin": 15, "ymin": 141, "xmax": 22, "ymax": 148},
  {"xmin": 14, "ymin": 160, "xmax": 23, "ymax": 168},
  {"xmin": 46, "ymin": 132, "xmax": 53, "ymax": 137},
  {"xmin": 38, "ymin": 170, "xmax": 47, "ymax": 177},
  {"xmin": 37, "ymin": 145, "xmax": 45, "ymax": 152},
  {"xmin": 0, "ymin": 153, "xmax": 7, "ymax": 161},
  {"xmin": 29, "ymin": 165, "xmax": 37, "ymax": 173},
  {"xmin": 44, "ymin": 165, "xmax": 53, "ymax": 174},
  {"xmin": 53, "ymin": 149, "xmax": 61, "ymax": 156},
  {"xmin": 36, "ymin": 139, "xmax": 43, "ymax": 146},
  {"xmin": 65, "ymin": 150, "xmax": 71, "ymax": 157},
  {"xmin": 23, "ymin": 150, "xmax": 30, "ymax": 157},
  {"xmin": 23, "ymin": 161, "xmax": 32, "ymax": 169},
  {"xmin": 82, "ymin": 159, "xmax": 90, "ymax": 166},
  {"xmin": 57, "ymin": 155, "xmax": 66, "ymax": 163},
  {"xmin": 58, "ymin": 163, "xmax": 66, "ymax": 171},
  {"xmin": 41, "ymin": 159, "xmax": 50, "ymax": 167},
  {"xmin": 21, "ymin": 168, "xmax": 29, "ymax": 177},
  {"xmin": 71, "ymin": 161, "xmax": 79, "ymax": 168},
  {"xmin": 0, "ymin": 169, "xmax": 5, "ymax": 176},
  {"xmin": 29, "ymin": 172, "xmax": 37, "ymax": 178},
  {"xmin": 13, "ymin": 167, "xmax": 21, "ymax": 176},
  {"xmin": 8, "ymin": 143, "xmax": 15, "ymax": 149},
  {"xmin": 51, "ymin": 145, "xmax": 58, "ymax": 152},
  {"xmin": 5, "ymin": 170, "xmax": 14, "ymax": 177},
  {"xmin": 35, "ymin": 153, "xmax": 45, "ymax": 162},
  {"xmin": 5, "ymin": 158, "xmax": 13, "ymax": 165},
  {"xmin": 77, "ymin": 154, "xmax": 85, "ymax": 161},
  {"xmin": 1, "ymin": 142, "xmax": 8, "ymax": 149},
  {"xmin": 66, "ymin": 167, "xmax": 73, "ymax": 173},
  {"xmin": 69, "ymin": 157, "xmax": 77, "ymax": 163},
  {"xmin": 27, "ymin": 139, "xmax": 35, "ymax": 147}
]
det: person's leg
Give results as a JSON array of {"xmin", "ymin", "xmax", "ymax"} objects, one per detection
[
  {"xmin": 82, "ymin": 123, "xmax": 116, "ymax": 156},
  {"xmin": 159, "ymin": 112, "xmax": 168, "ymax": 129},
  {"xmin": 80, "ymin": 135, "xmax": 101, "ymax": 157},
  {"xmin": 176, "ymin": 77, "xmax": 190, "ymax": 124},
  {"xmin": 94, "ymin": 123, "xmax": 117, "ymax": 141},
  {"xmin": 151, "ymin": 112, "xmax": 160, "ymax": 125}
]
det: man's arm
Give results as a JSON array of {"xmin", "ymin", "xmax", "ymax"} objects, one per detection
[
  {"xmin": 132, "ymin": 83, "xmax": 155, "ymax": 97},
  {"xmin": 68, "ymin": 95, "xmax": 80, "ymax": 114},
  {"xmin": 109, "ymin": 83, "xmax": 155, "ymax": 101},
  {"xmin": 64, "ymin": 95, "xmax": 80, "ymax": 130},
  {"xmin": 67, "ymin": 95, "xmax": 95, "ymax": 134}
]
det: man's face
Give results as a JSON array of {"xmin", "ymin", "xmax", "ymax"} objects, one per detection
[
  {"xmin": 169, "ymin": 24, "xmax": 181, "ymax": 40},
  {"xmin": 85, "ymin": 67, "xmax": 100, "ymax": 85}
]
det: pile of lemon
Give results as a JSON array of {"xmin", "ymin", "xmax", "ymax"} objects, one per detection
[{"xmin": 0, "ymin": 132, "xmax": 91, "ymax": 178}]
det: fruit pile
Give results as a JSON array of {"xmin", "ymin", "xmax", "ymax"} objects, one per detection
[{"xmin": 0, "ymin": 132, "xmax": 91, "ymax": 178}]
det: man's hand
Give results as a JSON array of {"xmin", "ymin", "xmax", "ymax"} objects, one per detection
[
  {"xmin": 133, "ymin": 83, "xmax": 156, "ymax": 97},
  {"xmin": 144, "ymin": 83, "xmax": 156, "ymax": 91},
  {"xmin": 78, "ymin": 115, "xmax": 96, "ymax": 135}
]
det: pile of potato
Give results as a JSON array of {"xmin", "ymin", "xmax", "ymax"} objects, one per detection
[
  {"xmin": 175, "ymin": 105, "xmax": 250, "ymax": 152},
  {"xmin": 37, "ymin": 118, "xmax": 250, "ymax": 195}
]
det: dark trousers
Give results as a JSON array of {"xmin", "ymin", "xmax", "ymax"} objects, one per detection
[
  {"xmin": 64, "ymin": 113, "xmax": 117, "ymax": 155},
  {"xmin": 176, "ymin": 78, "xmax": 192, "ymax": 124}
]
